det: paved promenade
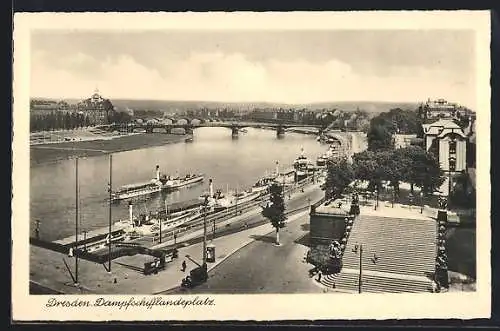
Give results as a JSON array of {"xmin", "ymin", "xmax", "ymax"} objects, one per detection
[{"xmin": 30, "ymin": 183, "xmax": 323, "ymax": 294}]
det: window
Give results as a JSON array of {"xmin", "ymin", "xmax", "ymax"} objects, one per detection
[
  {"xmin": 449, "ymin": 139, "xmax": 457, "ymax": 154},
  {"xmin": 449, "ymin": 158, "xmax": 456, "ymax": 172}
]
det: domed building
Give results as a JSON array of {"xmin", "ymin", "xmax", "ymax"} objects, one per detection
[{"xmin": 76, "ymin": 89, "xmax": 115, "ymax": 125}]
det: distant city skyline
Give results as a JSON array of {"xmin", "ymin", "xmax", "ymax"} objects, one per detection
[{"xmin": 31, "ymin": 30, "xmax": 476, "ymax": 109}]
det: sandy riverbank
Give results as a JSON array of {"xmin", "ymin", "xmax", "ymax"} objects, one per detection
[{"xmin": 30, "ymin": 133, "xmax": 187, "ymax": 166}]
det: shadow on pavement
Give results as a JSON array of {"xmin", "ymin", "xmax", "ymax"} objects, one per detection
[
  {"xmin": 249, "ymin": 234, "xmax": 277, "ymax": 244},
  {"xmin": 300, "ymin": 223, "xmax": 310, "ymax": 231},
  {"xmin": 114, "ymin": 261, "xmax": 144, "ymax": 274},
  {"xmin": 294, "ymin": 233, "xmax": 310, "ymax": 247}
]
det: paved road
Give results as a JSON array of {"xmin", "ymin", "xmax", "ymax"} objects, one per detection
[{"xmin": 167, "ymin": 189, "xmax": 325, "ymax": 294}]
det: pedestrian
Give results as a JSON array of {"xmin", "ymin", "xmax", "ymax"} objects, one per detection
[
  {"xmin": 317, "ymin": 271, "xmax": 322, "ymax": 282},
  {"xmin": 181, "ymin": 260, "xmax": 186, "ymax": 272},
  {"xmin": 431, "ymin": 280, "xmax": 437, "ymax": 293}
]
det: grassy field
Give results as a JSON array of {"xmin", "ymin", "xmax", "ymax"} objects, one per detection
[{"xmin": 30, "ymin": 133, "xmax": 186, "ymax": 165}]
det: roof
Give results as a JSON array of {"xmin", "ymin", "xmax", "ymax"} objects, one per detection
[
  {"xmin": 315, "ymin": 199, "xmax": 350, "ymax": 216},
  {"xmin": 422, "ymin": 119, "xmax": 465, "ymax": 137},
  {"xmin": 436, "ymin": 128, "xmax": 467, "ymax": 138}
]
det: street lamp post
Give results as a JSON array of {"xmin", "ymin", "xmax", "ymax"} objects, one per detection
[
  {"xmin": 354, "ymin": 244, "xmax": 363, "ymax": 293},
  {"xmin": 35, "ymin": 220, "xmax": 41, "ymax": 240},
  {"xmin": 159, "ymin": 214, "xmax": 162, "ymax": 244},
  {"xmin": 83, "ymin": 230, "xmax": 87, "ymax": 251},
  {"xmin": 212, "ymin": 217, "xmax": 216, "ymax": 241},
  {"xmin": 107, "ymin": 154, "xmax": 113, "ymax": 273},
  {"xmin": 374, "ymin": 188, "xmax": 379, "ymax": 211},
  {"xmin": 235, "ymin": 186, "xmax": 239, "ymax": 216},
  {"xmin": 448, "ymin": 157, "xmax": 453, "ymax": 209},
  {"xmin": 353, "ymin": 243, "xmax": 380, "ymax": 294},
  {"xmin": 420, "ymin": 191, "xmax": 424, "ymax": 214},
  {"xmin": 74, "ymin": 157, "xmax": 79, "ymax": 286},
  {"xmin": 392, "ymin": 188, "xmax": 395, "ymax": 208},
  {"xmin": 202, "ymin": 197, "xmax": 208, "ymax": 269}
]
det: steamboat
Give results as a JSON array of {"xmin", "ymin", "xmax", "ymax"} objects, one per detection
[{"xmin": 111, "ymin": 165, "xmax": 165, "ymax": 202}]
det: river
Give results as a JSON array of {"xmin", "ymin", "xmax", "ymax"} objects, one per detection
[{"xmin": 30, "ymin": 127, "xmax": 328, "ymax": 241}]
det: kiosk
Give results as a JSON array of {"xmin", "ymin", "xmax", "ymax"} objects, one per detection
[{"xmin": 206, "ymin": 244, "xmax": 216, "ymax": 263}]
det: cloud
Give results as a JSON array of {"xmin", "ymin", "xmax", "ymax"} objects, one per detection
[{"xmin": 30, "ymin": 50, "xmax": 475, "ymax": 108}]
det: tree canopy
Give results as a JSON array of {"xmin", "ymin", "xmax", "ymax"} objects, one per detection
[
  {"xmin": 324, "ymin": 157, "xmax": 355, "ymax": 200},
  {"xmin": 367, "ymin": 124, "xmax": 394, "ymax": 151},
  {"xmin": 266, "ymin": 183, "xmax": 287, "ymax": 230},
  {"xmin": 351, "ymin": 146, "xmax": 444, "ymax": 195}
]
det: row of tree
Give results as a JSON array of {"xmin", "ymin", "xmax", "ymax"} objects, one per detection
[
  {"xmin": 324, "ymin": 146, "xmax": 445, "ymax": 200},
  {"xmin": 30, "ymin": 112, "xmax": 94, "ymax": 132},
  {"xmin": 30, "ymin": 110, "xmax": 134, "ymax": 132}
]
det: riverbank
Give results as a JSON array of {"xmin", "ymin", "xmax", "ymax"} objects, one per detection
[{"xmin": 30, "ymin": 133, "xmax": 187, "ymax": 166}]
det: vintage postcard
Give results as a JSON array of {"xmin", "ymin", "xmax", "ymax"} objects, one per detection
[{"xmin": 12, "ymin": 11, "xmax": 491, "ymax": 321}]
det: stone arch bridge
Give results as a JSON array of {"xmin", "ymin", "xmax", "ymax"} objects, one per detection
[{"xmin": 104, "ymin": 120, "xmax": 325, "ymax": 138}]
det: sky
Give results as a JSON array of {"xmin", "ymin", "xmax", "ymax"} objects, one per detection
[{"xmin": 30, "ymin": 30, "xmax": 476, "ymax": 108}]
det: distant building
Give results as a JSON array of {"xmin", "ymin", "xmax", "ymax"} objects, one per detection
[
  {"xmin": 76, "ymin": 89, "xmax": 115, "ymax": 125},
  {"xmin": 422, "ymin": 119, "xmax": 468, "ymax": 175},
  {"xmin": 246, "ymin": 109, "xmax": 278, "ymax": 121},
  {"xmin": 420, "ymin": 98, "xmax": 459, "ymax": 120},
  {"xmin": 30, "ymin": 99, "xmax": 70, "ymax": 113},
  {"xmin": 393, "ymin": 134, "xmax": 418, "ymax": 149}
]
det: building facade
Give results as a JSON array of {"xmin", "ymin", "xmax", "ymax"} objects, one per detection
[
  {"xmin": 75, "ymin": 89, "xmax": 115, "ymax": 125},
  {"xmin": 420, "ymin": 98, "xmax": 458, "ymax": 120},
  {"xmin": 422, "ymin": 119, "xmax": 468, "ymax": 173},
  {"xmin": 309, "ymin": 201, "xmax": 351, "ymax": 246},
  {"xmin": 393, "ymin": 134, "xmax": 418, "ymax": 149}
]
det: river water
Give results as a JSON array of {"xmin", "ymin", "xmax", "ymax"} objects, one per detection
[{"xmin": 30, "ymin": 127, "xmax": 328, "ymax": 241}]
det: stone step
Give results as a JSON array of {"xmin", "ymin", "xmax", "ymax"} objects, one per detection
[
  {"xmin": 331, "ymin": 212, "xmax": 438, "ymax": 293},
  {"xmin": 325, "ymin": 272, "xmax": 431, "ymax": 293}
]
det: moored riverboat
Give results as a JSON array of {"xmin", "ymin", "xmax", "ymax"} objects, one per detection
[{"xmin": 163, "ymin": 173, "xmax": 204, "ymax": 191}]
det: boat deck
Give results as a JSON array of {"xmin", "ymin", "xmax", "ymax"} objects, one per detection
[{"xmin": 54, "ymin": 224, "xmax": 127, "ymax": 246}]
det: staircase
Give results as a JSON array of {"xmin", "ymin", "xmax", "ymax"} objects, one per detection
[{"xmin": 321, "ymin": 214, "xmax": 436, "ymax": 293}]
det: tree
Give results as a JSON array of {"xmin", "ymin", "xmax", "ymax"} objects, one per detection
[
  {"xmin": 397, "ymin": 146, "xmax": 445, "ymax": 194},
  {"xmin": 265, "ymin": 183, "xmax": 287, "ymax": 246},
  {"xmin": 325, "ymin": 157, "xmax": 355, "ymax": 200},
  {"xmin": 367, "ymin": 124, "xmax": 394, "ymax": 151},
  {"xmin": 450, "ymin": 170, "xmax": 475, "ymax": 208},
  {"xmin": 352, "ymin": 151, "xmax": 380, "ymax": 188}
]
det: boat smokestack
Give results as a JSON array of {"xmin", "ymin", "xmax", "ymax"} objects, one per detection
[
  {"xmin": 276, "ymin": 160, "xmax": 279, "ymax": 175},
  {"xmin": 209, "ymin": 178, "xmax": 214, "ymax": 198},
  {"xmin": 128, "ymin": 202, "xmax": 133, "ymax": 225},
  {"xmin": 155, "ymin": 165, "xmax": 160, "ymax": 181}
]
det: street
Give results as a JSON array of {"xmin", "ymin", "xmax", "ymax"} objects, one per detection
[{"xmin": 167, "ymin": 191, "xmax": 325, "ymax": 294}]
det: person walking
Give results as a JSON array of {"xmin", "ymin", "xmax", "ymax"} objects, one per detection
[
  {"xmin": 317, "ymin": 271, "xmax": 322, "ymax": 282},
  {"xmin": 181, "ymin": 260, "xmax": 187, "ymax": 272}
]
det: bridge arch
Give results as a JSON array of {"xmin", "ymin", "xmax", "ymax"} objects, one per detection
[
  {"xmin": 190, "ymin": 118, "xmax": 202, "ymax": 125},
  {"xmin": 161, "ymin": 118, "xmax": 174, "ymax": 125}
]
